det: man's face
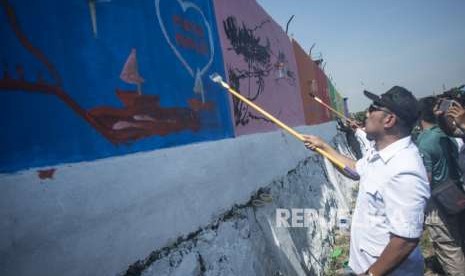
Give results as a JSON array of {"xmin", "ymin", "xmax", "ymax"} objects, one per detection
[
  {"xmin": 439, "ymin": 114, "xmax": 464, "ymax": 137},
  {"xmin": 364, "ymin": 103, "xmax": 392, "ymax": 141}
]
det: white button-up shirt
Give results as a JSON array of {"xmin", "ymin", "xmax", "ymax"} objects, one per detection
[{"xmin": 349, "ymin": 136, "xmax": 430, "ymax": 275}]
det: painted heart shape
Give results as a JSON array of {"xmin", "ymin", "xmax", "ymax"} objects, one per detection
[{"xmin": 155, "ymin": 0, "xmax": 214, "ymax": 101}]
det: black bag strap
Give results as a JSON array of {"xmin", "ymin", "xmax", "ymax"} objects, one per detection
[{"xmin": 441, "ymin": 137, "xmax": 462, "ymax": 182}]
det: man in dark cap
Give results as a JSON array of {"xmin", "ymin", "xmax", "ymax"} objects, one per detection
[{"xmin": 304, "ymin": 86, "xmax": 430, "ymax": 275}]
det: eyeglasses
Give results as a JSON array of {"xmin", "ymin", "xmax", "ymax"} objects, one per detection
[{"xmin": 368, "ymin": 104, "xmax": 392, "ymax": 114}]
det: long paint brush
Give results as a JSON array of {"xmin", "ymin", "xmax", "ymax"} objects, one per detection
[
  {"xmin": 309, "ymin": 93, "xmax": 359, "ymax": 127},
  {"xmin": 210, "ymin": 73, "xmax": 359, "ymax": 180}
]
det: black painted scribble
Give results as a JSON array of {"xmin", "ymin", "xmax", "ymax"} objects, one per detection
[{"xmin": 223, "ymin": 16, "xmax": 295, "ymax": 127}]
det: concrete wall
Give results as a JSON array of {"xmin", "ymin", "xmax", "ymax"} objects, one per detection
[
  {"xmin": 1, "ymin": 1, "xmax": 353, "ymax": 275},
  {"xmin": 0, "ymin": 122, "xmax": 346, "ymax": 276},
  {"xmin": 139, "ymin": 130, "xmax": 357, "ymax": 276}
]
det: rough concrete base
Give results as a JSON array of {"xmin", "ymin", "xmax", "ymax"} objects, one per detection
[{"xmin": 125, "ymin": 133, "xmax": 357, "ymax": 276}]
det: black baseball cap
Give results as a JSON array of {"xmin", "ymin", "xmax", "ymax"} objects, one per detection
[{"xmin": 364, "ymin": 86, "xmax": 419, "ymax": 127}]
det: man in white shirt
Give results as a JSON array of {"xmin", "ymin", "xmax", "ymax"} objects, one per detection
[{"xmin": 304, "ymin": 86, "xmax": 430, "ymax": 275}]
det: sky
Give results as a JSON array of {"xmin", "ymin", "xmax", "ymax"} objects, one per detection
[{"xmin": 256, "ymin": 0, "xmax": 465, "ymax": 112}]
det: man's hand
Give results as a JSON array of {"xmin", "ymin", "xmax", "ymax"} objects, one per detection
[
  {"xmin": 302, "ymin": 134, "xmax": 357, "ymax": 175},
  {"xmin": 302, "ymin": 134, "xmax": 329, "ymax": 151},
  {"xmin": 348, "ymin": 120, "xmax": 362, "ymax": 130},
  {"xmin": 434, "ymin": 99, "xmax": 465, "ymax": 137},
  {"xmin": 447, "ymin": 101, "xmax": 465, "ymax": 130}
]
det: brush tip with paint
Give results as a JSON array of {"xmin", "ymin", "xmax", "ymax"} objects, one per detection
[
  {"xmin": 343, "ymin": 166, "xmax": 360, "ymax": 180},
  {"xmin": 209, "ymin": 73, "xmax": 223, "ymax": 83},
  {"xmin": 308, "ymin": 92, "xmax": 315, "ymax": 98}
]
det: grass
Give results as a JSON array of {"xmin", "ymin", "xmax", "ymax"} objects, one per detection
[
  {"xmin": 324, "ymin": 231, "xmax": 350, "ymax": 276},
  {"xmin": 324, "ymin": 228, "xmax": 443, "ymax": 275}
]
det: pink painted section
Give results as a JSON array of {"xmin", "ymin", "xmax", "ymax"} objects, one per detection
[{"xmin": 213, "ymin": 0, "xmax": 305, "ymax": 136}]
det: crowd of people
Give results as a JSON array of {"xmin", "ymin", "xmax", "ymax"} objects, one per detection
[{"xmin": 304, "ymin": 85, "xmax": 465, "ymax": 275}]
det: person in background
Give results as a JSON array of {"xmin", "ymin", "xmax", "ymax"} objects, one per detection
[
  {"xmin": 446, "ymin": 101, "xmax": 465, "ymax": 174},
  {"xmin": 416, "ymin": 96, "xmax": 465, "ymax": 275},
  {"xmin": 336, "ymin": 117, "xmax": 364, "ymax": 159}
]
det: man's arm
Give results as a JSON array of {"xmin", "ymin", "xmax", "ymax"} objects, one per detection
[
  {"xmin": 365, "ymin": 235, "xmax": 418, "ymax": 276},
  {"xmin": 302, "ymin": 134, "xmax": 357, "ymax": 170}
]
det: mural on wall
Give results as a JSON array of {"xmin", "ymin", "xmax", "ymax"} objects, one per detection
[
  {"xmin": 327, "ymin": 79, "xmax": 337, "ymax": 119},
  {"xmin": 313, "ymin": 63, "xmax": 332, "ymax": 122},
  {"xmin": 327, "ymin": 79, "xmax": 345, "ymax": 119},
  {"xmin": 155, "ymin": 0, "xmax": 214, "ymax": 104},
  {"xmin": 0, "ymin": 0, "xmax": 233, "ymax": 172},
  {"xmin": 213, "ymin": 0, "xmax": 305, "ymax": 135},
  {"xmin": 292, "ymin": 40, "xmax": 331, "ymax": 125},
  {"xmin": 87, "ymin": 47, "xmax": 206, "ymax": 143}
]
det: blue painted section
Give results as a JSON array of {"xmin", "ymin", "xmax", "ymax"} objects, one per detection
[{"xmin": 0, "ymin": 0, "xmax": 234, "ymax": 172}]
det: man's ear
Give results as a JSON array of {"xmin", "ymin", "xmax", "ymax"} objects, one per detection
[{"xmin": 383, "ymin": 113, "xmax": 397, "ymax": 128}]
